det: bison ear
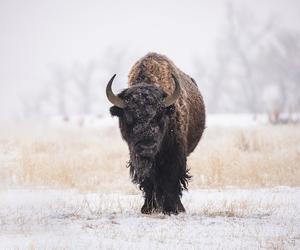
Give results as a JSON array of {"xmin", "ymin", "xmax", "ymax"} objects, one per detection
[{"xmin": 110, "ymin": 106, "xmax": 124, "ymax": 117}]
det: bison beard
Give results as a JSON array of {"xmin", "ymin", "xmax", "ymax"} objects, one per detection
[
  {"xmin": 131, "ymin": 155, "xmax": 153, "ymax": 182},
  {"xmin": 128, "ymin": 131, "xmax": 191, "ymax": 215}
]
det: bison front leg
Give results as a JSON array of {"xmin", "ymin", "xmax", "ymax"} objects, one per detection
[
  {"xmin": 141, "ymin": 195, "xmax": 157, "ymax": 214},
  {"xmin": 155, "ymin": 182, "xmax": 185, "ymax": 215},
  {"xmin": 140, "ymin": 179, "xmax": 157, "ymax": 214},
  {"xmin": 156, "ymin": 153, "xmax": 188, "ymax": 215},
  {"xmin": 163, "ymin": 191, "xmax": 185, "ymax": 215}
]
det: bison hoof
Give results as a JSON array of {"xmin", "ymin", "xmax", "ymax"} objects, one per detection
[
  {"xmin": 141, "ymin": 204, "xmax": 155, "ymax": 214},
  {"xmin": 163, "ymin": 204, "xmax": 185, "ymax": 215},
  {"xmin": 162, "ymin": 205, "xmax": 180, "ymax": 215},
  {"xmin": 163, "ymin": 209, "xmax": 178, "ymax": 215},
  {"xmin": 141, "ymin": 207, "xmax": 152, "ymax": 214}
]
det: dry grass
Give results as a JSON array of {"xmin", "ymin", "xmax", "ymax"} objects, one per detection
[
  {"xmin": 189, "ymin": 125, "xmax": 300, "ymax": 188},
  {"xmin": 0, "ymin": 124, "xmax": 299, "ymax": 191}
]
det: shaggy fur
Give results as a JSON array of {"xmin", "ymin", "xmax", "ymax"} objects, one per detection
[
  {"xmin": 128, "ymin": 52, "xmax": 205, "ymax": 154},
  {"xmin": 109, "ymin": 53, "xmax": 205, "ymax": 214}
]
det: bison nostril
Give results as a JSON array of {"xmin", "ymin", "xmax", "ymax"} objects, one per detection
[{"xmin": 136, "ymin": 139, "xmax": 156, "ymax": 149}]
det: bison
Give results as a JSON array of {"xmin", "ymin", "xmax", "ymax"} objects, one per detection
[{"xmin": 106, "ymin": 52, "xmax": 205, "ymax": 214}]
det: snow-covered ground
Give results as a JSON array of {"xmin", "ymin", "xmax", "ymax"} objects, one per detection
[
  {"xmin": 49, "ymin": 113, "xmax": 270, "ymax": 129},
  {"xmin": 0, "ymin": 116, "xmax": 299, "ymax": 249},
  {"xmin": 0, "ymin": 187, "xmax": 299, "ymax": 249}
]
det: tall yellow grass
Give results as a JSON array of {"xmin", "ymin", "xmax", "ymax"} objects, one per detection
[
  {"xmin": 0, "ymin": 124, "xmax": 299, "ymax": 192},
  {"xmin": 189, "ymin": 125, "xmax": 300, "ymax": 188}
]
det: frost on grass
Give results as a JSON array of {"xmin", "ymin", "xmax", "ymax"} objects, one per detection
[{"xmin": 0, "ymin": 188, "xmax": 299, "ymax": 249}]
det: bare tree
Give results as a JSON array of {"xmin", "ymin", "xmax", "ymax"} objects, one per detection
[
  {"xmin": 194, "ymin": 3, "xmax": 276, "ymax": 117},
  {"xmin": 223, "ymin": 3, "xmax": 276, "ymax": 117},
  {"xmin": 260, "ymin": 29, "xmax": 300, "ymax": 123},
  {"xmin": 16, "ymin": 47, "xmax": 132, "ymax": 122}
]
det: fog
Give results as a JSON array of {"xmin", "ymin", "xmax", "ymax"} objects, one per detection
[{"xmin": 0, "ymin": 0, "xmax": 299, "ymax": 122}]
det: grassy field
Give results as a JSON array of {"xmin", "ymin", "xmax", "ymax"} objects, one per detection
[
  {"xmin": 0, "ymin": 123, "xmax": 299, "ymax": 249},
  {"xmin": 0, "ymin": 124, "xmax": 299, "ymax": 191}
]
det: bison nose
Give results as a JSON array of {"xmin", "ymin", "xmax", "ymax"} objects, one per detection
[
  {"xmin": 140, "ymin": 142, "xmax": 156, "ymax": 149},
  {"xmin": 135, "ymin": 139, "xmax": 156, "ymax": 149},
  {"xmin": 134, "ymin": 139, "xmax": 157, "ymax": 157}
]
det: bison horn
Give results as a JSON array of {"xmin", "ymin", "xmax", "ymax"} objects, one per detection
[
  {"xmin": 106, "ymin": 74, "xmax": 125, "ymax": 108},
  {"xmin": 164, "ymin": 74, "xmax": 181, "ymax": 107}
]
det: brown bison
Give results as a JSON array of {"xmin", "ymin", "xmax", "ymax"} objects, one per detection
[{"xmin": 106, "ymin": 52, "xmax": 205, "ymax": 214}]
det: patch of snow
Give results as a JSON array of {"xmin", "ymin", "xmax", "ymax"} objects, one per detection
[
  {"xmin": 206, "ymin": 114, "xmax": 269, "ymax": 127},
  {"xmin": 49, "ymin": 113, "xmax": 272, "ymax": 129},
  {"xmin": 0, "ymin": 188, "xmax": 299, "ymax": 249},
  {"xmin": 50, "ymin": 115, "xmax": 118, "ymax": 129}
]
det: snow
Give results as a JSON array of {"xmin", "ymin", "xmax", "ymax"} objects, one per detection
[
  {"xmin": 50, "ymin": 115, "xmax": 118, "ymax": 129},
  {"xmin": 206, "ymin": 114, "xmax": 269, "ymax": 127},
  {"xmin": 49, "ymin": 113, "xmax": 269, "ymax": 129},
  {"xmin": 0, "ymin": 188, "xmax": 299, "ymax": 249},
  {"xmin": 1, "ymin": 116, "xmax": 299, "ymax": 248}
]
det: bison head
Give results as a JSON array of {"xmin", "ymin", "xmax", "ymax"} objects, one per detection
[{"xmin": 106, "ymin": 74, "xmax": 180, "ymax": 181}]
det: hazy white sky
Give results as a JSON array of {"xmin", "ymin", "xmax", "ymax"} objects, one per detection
[{"xmin": 0, "ymin": 0, "xmax": 299, "ymax": 120}]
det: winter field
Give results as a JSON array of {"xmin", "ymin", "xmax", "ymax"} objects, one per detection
[{"xmin": 0, "ymin": 115, "xmax": 299, "ymax": 249}]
